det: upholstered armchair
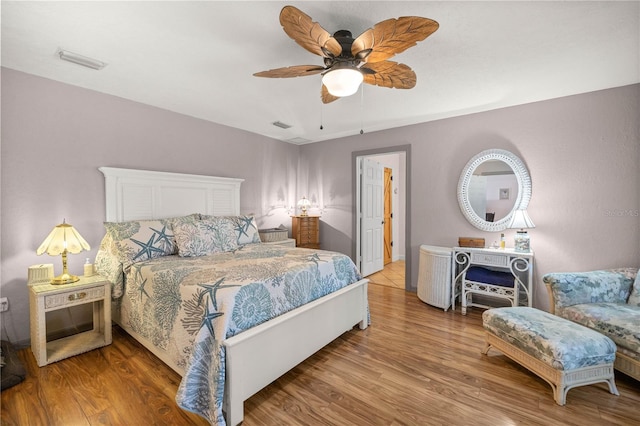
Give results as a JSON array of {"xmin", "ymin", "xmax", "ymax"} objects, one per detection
[{"xmin": 544, "ymin": 268, "xmax": 640, "ymax": 381}]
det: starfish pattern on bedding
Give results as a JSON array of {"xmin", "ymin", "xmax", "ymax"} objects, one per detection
[
  {"xmin": 198, "ymin": 277, "xmax": 240, "ymax": 310},
  {"xmin": 132, "ymin": 265, "xmax": 151, "ymax": 302},
  {"xmin": 200, "ymin": 303, "xmax": 224, "ymax": 338},
  {"xmin": 150, "ymin": 225, "xmax": 173, "ymax": 250},
  {"xmin": 131, "ymin": 233, "xmax": 165, "ymax": 261},
  {"xmin": 234, "ymin": 216, "xmax": 254, "ymax": 240},
  {"xmin": 306, "ymin": 253, "xmax": 325, "ymax": 267}
]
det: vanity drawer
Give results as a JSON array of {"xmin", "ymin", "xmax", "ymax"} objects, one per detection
[{"xmin": 470, "ymin": 252, "xmax": 508, "ymax": 267}]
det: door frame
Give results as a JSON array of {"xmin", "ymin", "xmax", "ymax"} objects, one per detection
[{"xmin": 352, "ymin": 145, "xmax": 411, "ymax": 291}]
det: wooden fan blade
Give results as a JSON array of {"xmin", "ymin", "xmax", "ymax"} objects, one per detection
[
  {"xmin": 362, "ymin": 61, "xmax": 417, "ymax": 89},
  {"xmin": 321, "ymin": 84, "xmax": 340, "ymax": 104},
  {"xmin": 352, "ymin": 16, "xmax": 439, "ymax": 63},
  {"xmin": 254, "ymin": 65, "xmax": 325, "ymax": 78},
  {"xmin": 280, "ymin": 6, "xmax": 342, "ymax": 58}
]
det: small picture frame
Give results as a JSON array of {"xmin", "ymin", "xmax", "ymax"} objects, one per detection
[{"xmin": 499, "ymin": 188, "xmax": 510, "ymax": 200}]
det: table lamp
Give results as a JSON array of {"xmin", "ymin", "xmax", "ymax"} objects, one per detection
[
  {"xmin": 297, "ymin": 197, "xmax": 311, "ymax": 216},
  {"xmin": 36, "ymin": 220, "xmax": 90, "ymax": 284},
  {"xmin": 507, "ymin": 209, "xmax": 535, "ymax": 252}
]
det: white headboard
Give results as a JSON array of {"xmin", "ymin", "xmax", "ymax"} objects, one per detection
[{"xmin": 99, "ymin": 167, "xmax": 244, "ymax": 222}]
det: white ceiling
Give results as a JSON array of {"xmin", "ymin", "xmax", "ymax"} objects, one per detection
[{"xmin": 2, "ymin": 1, "xmax": 639, "ymax": 144}]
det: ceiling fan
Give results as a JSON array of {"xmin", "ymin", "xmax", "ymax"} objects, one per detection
[{"xmin": 254, "ymin": 5, "xmax": 439, "ymax": 103}]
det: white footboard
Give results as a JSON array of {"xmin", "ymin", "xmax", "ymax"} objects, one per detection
[
  {"xmin": 113, "ymin": 278, "xmax": 369, "ymax": 425},
  {"xmin": 222, "ymin": 278, "xmax": 369, "ymax": 425}
]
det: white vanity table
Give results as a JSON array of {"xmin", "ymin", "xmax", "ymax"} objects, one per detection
[
  {"xmin": 452, "ymin": 247, "xmax": 534, "ymax": 314},
  {"xmin": 451, "ymin": 148, "xmax": 536, "ymax": 315}
]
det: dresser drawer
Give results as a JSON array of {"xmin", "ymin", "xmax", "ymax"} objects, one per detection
[
  {"xmin": 299, "ymin": 243, "xmax": 321, "ymax": 249},
  {"xmin": 297, "ymin": 223, "xmax": 315, "ymax": 232},
  {"xmin": 297, "ymin": 218, "xmax": 318, "ymax": 228},
  {"xmin": 44, "ymin": 285, "xmax": 106, "ymax": 310},
  {"xmin": 298, "ymin": 231, "xmax": 319, "ymax": 244},
  {"xmin": 470, "ymin": 252, "xmax": 508, "ymax": 267}
]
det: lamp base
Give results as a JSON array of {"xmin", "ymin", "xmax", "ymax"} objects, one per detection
[
  {"xmin": 514, "ymin": 231, "xmax": 531, "ymax": 252},
  {"xmin": 50, "ymin": 273, "xmax": 80, "ymax": 285}
]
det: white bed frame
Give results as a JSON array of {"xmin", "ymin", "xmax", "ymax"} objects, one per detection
[{"xmin": 99, "ymin": 167, "xmax": 369, "ymax": 425}]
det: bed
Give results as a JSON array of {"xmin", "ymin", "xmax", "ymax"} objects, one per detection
[{"xmin": 96, "ymin": 167, "xmax": 369, "ymax": 425}]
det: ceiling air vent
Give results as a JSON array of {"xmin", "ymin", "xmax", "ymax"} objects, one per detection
[
  {"xmin": 272, "ymin": 121, "xmax": 292, "ymax": 129},
  {"xmin": 286, "ymin": 137, "xmax": 311, "ymax": 145}
]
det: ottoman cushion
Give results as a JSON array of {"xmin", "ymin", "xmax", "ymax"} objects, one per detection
[
  {"xmin": 483, "ymin": 307, "xmax": 616, "ymax": 371},
  {"xmin": 467, "ymin": 266, "xmax": 514, "ymax": 287}
]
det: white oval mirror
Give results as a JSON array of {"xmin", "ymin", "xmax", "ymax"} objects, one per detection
[{"xmin": 457, "ymin": 149, "xmax": 532, "ymax": 232}]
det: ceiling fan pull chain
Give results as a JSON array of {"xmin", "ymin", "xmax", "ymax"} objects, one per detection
[
  {"xmin": 320, "ymin": 103, "xmax": 324, "ymax": 130},
  {"xmin": 360, "ymin": 85, "xmax": 364, "ymax": 135}
]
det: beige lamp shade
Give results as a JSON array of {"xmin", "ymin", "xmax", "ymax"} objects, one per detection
[
  {"xmin": 37, "ymin": 221, "xmax": 90, "ymax": 255},
  {"xmin": 507, "ymin": 209, "xmax": 535, "ymax": 230},
  {"xmin": 36, "ymin": 220, "xmax": 90, "ymax": 284}
]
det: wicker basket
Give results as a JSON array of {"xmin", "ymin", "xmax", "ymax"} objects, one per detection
[{"xmin": 259, "ymin": 228, "xmax": 289, "ymax": 242}]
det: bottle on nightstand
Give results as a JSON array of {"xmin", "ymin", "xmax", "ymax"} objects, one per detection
[{"xmin": 84, "ymin": 258, "xmax": 94, "ymax": 276}]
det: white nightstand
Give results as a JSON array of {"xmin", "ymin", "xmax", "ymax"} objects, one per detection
[
  {"xmin": 261, "ymin": 238, "xmax": 296, "ymax": 248},
  {"xmin": 29, "ymin": 274, "xmax": 112, "ymax": 367}
]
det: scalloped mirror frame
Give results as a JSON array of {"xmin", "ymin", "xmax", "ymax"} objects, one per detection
[{"xmin": 457, "ymin": 149, "xmax": 532, "ymax": 232}]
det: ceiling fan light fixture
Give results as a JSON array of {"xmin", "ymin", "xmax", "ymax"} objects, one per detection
[{"xmin": 322, "ymin": 68, "xmax": 363, "ymax": 97}]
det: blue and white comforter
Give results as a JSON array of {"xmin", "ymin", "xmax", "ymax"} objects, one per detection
[{"xmin": 117, "ymin": 243, "xmax": 362, "ymax": 425}]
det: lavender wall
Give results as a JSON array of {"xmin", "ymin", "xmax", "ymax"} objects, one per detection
[
  {"xmin": 300, "ymin": 84, "xmax": 640, "ymax": 309},
  {"xmin": 1, "ymin": 68, "xmax": 300, "ymax": 344},
  {"xmin": 2, "ymin": 67, "xmax": 638, "ymax": 346}
]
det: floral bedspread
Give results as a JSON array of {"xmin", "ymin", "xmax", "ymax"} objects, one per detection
[{"xmin": 117, "ymin": 243, "xmax": 362, "ymax": 425}]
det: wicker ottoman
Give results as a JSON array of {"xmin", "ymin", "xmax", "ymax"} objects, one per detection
[{"xmin": 482, "ymin": 307, "xmax": 619, "ymax": 405}]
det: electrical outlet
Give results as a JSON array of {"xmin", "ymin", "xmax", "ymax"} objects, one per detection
[{"xmin": 0, "ymin": 297, "xmax": 8, "ymax": 312}]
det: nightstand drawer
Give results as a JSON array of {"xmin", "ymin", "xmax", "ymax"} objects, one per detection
[
  {"xmin": 44, "ymin": 285, "xmax": 106, "ymax": 310},
  {"xmin": 470, "ymin": 252, "xmax": 508, "ymax": 267}
]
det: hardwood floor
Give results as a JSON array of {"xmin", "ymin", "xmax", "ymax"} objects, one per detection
[
  {"xmin": 368, "ymin": 260, "xmax": 405, "ymax": 289},
  {"xmin": 2, "ymin": 283, "xmax": 639, "ymax": 425}
]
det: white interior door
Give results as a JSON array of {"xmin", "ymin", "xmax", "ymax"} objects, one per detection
[{"xmin": 361, "ymin": 158, "xmax": 384, "ymax": 277}]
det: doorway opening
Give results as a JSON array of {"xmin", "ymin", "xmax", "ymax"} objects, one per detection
[{"xmin": 353, "ymin": 145, "xmax": 411, "ymax": 291}]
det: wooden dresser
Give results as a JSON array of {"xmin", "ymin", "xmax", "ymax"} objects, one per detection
[{"xmin": 291, "ymin": 216, "xmax": 320, "ymax": 249}]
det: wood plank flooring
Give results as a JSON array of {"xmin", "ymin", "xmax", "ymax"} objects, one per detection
[
  {"xmin": 2, "ymin": 283, "xmax": 639, "ymax": 425},
  {"xmin": 368, "ymin": 260, "xmax": 405, "ymax": 289}
]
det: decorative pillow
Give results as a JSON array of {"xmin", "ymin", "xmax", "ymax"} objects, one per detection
[
  {"xmin": 628, "ymin": 269, "xmax": 640, "ymax": 306},
  {"xmin": 201, "ymin": 215, "xmax": 261, "ymax": 246},
  {"xmin": 167, "ymin": 213, "xmax": 201, "ymax": 229},
  {"xmin": 103, "ymin": 218, "xmax": 177, "ymax": 266},
  {"xmin": 94, "ymin": 232, "xmax": 125, "ymax": 298},
  {"xmin": 174, "ymin": 217, "xmax": 239, "ymax": 257}
]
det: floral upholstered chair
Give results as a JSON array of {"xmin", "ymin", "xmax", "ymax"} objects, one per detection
[{"xmin": 544, "ymin": 268, "xmax": 640, "ymax": 381}]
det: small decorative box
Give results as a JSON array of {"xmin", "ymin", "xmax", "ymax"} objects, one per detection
[
  {"xmin": 259, "ymin": 227, "xmax": 289, "ymax": 242},
  {"xmin": 458, "ymin": 237, "xmax": 485, "ymax": 248}
]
